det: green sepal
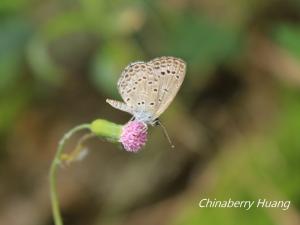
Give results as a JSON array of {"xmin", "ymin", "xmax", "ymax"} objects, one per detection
[{"xmin": 90, "ymin": 119, "xmax": 122, "ymax": 141}]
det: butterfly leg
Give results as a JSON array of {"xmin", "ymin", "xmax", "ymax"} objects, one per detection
[
  {"xmin": 151, "ymin": 118, "xmax": 160, "ymax": 126},
  {"xmin": 141, "ymin": 122, "xmax": 148, "ymax": 133}
]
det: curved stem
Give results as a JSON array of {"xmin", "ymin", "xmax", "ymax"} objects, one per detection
[{"xmin": 49, "ymin": 124, "xmax": 90, "ymax": 225}]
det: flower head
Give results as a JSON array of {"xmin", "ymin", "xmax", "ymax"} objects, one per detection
[{"xmin": 120, "ymin": 121, "xmax": 147, "ymax": 153}]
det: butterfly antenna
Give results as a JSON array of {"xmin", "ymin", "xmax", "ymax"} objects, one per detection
[{"xmin": 157, "ymin": 120, "xmax": 175, "ymax": 149}]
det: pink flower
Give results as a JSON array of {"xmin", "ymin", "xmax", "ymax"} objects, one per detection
[{"xmin": 120, "ymin": 121, "xmax": 147, "ymax": 153}]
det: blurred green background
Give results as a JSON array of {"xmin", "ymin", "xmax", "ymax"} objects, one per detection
[{"xmin": 0, "ymin": 0, "xmax": 300, "ymax": 225}]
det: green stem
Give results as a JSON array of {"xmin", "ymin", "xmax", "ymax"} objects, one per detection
[{"xmin": 49, "ymin": 124, "xmax": 90, "ymax": 225}]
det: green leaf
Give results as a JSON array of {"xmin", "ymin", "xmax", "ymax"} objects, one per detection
[
  {"xmin": 0, "ymin": 19, "xmax": 32, "ymax": 92},
  {"xmin": 273, "ymin": 23, "xmax": 300, "ymax": 59},
  {"xmin": 90, "ymin": 39, "xmax": 143, "ymax": 97}
]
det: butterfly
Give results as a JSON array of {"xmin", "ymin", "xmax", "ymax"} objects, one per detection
[{"xmin": 106, "ymin": 56, "xmax": 186, "ymax": 126}]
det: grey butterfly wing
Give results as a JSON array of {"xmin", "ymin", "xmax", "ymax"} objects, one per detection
[
  {"xmin": 107, "ymin": 57, "xmax": 186, "ymax": 123},
  {"xmin": 148, "ymin": 56, "xmax": 186, "ymax": 117},
  {"xmin": 116, "ymin": 61, "xmax": 161, "ymax": 119}
]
